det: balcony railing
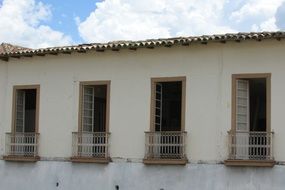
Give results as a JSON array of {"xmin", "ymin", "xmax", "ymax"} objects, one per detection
[
  {"xmin": 72, "ymin": 132, "xmax": 110, "ymax": 159},
  {"xmin": 145, "ymin": 131, "xmax": 187, "ymax": 160},
  {"xmin": 228, "ymin": 131, "xmax": 274, "ymax": 160},
  {"xmin": 5, "ymin": 133, "xmax": 39, "ymax": 157}
]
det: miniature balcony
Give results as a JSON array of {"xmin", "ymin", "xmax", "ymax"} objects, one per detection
[
  {"xmin": 225, "ymin": 131, "xmax": 275, "ymax": 167},
  {"xmin": 143, "ymin": 131, "xmax": 187, "ymax": 165},
  {"xmin": 71, "ymin": 132, "xmax": 110, "ymax": 163},
  {"xmin": 3, "ymin": 132, "xmax": 40, "ymax": 162}
]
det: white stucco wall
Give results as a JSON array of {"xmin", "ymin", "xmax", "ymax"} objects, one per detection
[
  {"xmin": 0, "ymin": 61, "xmax": 7, "ymax": 156},
  {"xmin": 0, "ymin": 161, "xmax": 284, "ymax": 190},
  {"xmin": 0, "ymin": 39, "xmax": 285, "ymax": 163}
]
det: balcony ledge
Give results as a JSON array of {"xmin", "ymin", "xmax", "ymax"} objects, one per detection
[
  {"xmin": 143, "ymin": 158, "xmax": 188, "ymax": 165},
  {"xmin": 3, "ymin": 155, "xmax": 40, "ymax": 162},
  {"xmin": 70, "ymin": 156, "xmax": 110, "ymax": 164},
  {"xmin": 224, "ymin": 159, "xmax": 275, "ymax": 167}
]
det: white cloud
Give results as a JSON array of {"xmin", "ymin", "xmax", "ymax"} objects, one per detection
[
  {"xmin": 77, "ymin": 0, "xmax": 236, "ymax": 43},
  {"xmin": 276, "ymin": 1, "xmax": 285, "ymax": 29},
  {"xmin": 230, "ymin": 0, "xmax": 284, "ymax": 31},
  {"xmin": 251, "ymin": 18, "xmax": 279, "ymax": 32},
  {"xmin": 77, "ymin": 0, "xmax": 285, "ymax": 43},
  {"xmin": 230, "ymin": 0, "xmax": 284, "ymax": 23},
  {"xmin": 1, "ymin": 0, "xmax": 284, "ymax": 47},
  {"xmin": 0, "ymin": 0, "xmax": 72, "ymax": 48}
]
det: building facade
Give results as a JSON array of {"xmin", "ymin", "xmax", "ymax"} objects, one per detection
[{"xmin": 0, "ymin": 32, "xmax": 285, "ymax": 190}]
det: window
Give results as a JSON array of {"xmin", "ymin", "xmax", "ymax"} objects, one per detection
[
  {"xmin": 225, "ymin": 74, "xmax": 274, "ymax": 167},
  {"xmin": 144, "ymin": 77, "xmax": 187, "ymax": 164},
  {"xmin": 4, "ymin": 85, "xmax": 40, "ymax": 161},
  {"xmin": 154, "ymin": 81, "xmax": 182, "ymax": 132},
  {"xmin": 71, "ymin": 81, "xmax": 110, "ymax": 163},
  {"xmin": 81, "ymin": 84, "xmax": 108, "ymax": 133},
  {"xmin": 15, "ymin": 89, "xmax": 37, "ymax": 133}
]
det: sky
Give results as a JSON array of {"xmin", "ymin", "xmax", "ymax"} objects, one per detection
[{"xmin": 0, "ymin": 0, "xmax": 284, "ymax": 48}]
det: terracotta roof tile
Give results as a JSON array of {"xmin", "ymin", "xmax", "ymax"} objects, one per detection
[
  {"xmin": 0, "ymin": 43, "xmax": 31, "ymax": 55},
  {"xmin": 1, "ymin": 31, "xmax": 285, "ymax": 61}
]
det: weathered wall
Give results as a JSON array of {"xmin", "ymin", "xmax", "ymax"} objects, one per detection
[
  {"xmin": 0, "ymin": 161, "xmax": 284, "ymax": 190},
  {"xmin": 0, "ymin": 61, "xmax": 7, "ymax": 155},
  {"xmin": 0, "ymin": 39, "xmax": 285, "ymax": 162}
]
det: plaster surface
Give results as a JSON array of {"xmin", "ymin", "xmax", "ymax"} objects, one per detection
[
  {"xmin": 1, "ymin": 39, "xmax": 285, "ymax": 162},
  {"xmin": 0, "ymin": 161, "xmax": 283, "ymax": 190}
]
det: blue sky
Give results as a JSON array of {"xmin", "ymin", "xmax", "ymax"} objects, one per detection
[
  {"xmin": 40, "ymin": 0, "xmax": 101, "ymax": 43},
  {"xmin": 0, "ymin": 0, "xmax": 284, "ymax": 48}
]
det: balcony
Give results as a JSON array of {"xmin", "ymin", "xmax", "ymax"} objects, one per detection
[
  {"xmin": 225, "ymin": 131, "xmax": 275, "ymax": 167},
  {"xmin": 71, "ymin": 132, "xmax": 110, "ymax": 163},
  {"xmin": 143, "ymin": 131, "xmax": 187, "ymax": 165},
  {"xmin": 3, "ymin": 133, "xmax": 40, "ymax": 162}
]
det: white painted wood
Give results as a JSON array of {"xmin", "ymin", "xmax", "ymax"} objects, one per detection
[
  {"xmin": 15, "ymin": 90, "xmax": 25, "ymax": 133},
  {"xmin": 155, "ymin": 83, "xmax": 162, "ymax": 132},
  {"xmin": 235, "ymin": 80, "xmax": 249, "ymax": 159},
  {"xmin": 154, "ymin": 83, "xmax": 163, "ymax": 157},
  {"xmin": 82, "ymin": 86, "xmax": 96, "ymax": 156},
  {"xmin": 82, "ymin": 86, "xmax": 95, "ymax": 132}
]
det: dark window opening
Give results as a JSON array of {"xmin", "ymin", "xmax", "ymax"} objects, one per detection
[
  {"xmin": 15, "ymin": 89, "xmax": 37, "ymax": 133},
  {"xmin": 249, "ymin": 78, "xmax": 266, "ymax": 132},
  {"xmin": 155, "ymin": 81, "xmax": 182, "ymax": 132},
  {"xmin": 93, "ymin": 85, "xmax": 107, "ymax": 132}
]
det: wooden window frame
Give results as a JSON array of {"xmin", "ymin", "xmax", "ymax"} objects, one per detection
[
  {"xmin": 4, "ymin": 85, "xmax": 40, "ymax": 162},
  {"xmin": 11, "ymin": 85, "xmax": 40, "ymax": 134},
  {"xmin": 150, "ymin": 76, "xmax": 186, "ymax": 132},
  {"xmin": 71, "ymin": 80, "xmax": 111, "ymax": 163},
  {"xmin": 231, "ymin": 73, "xmax": 271, "ymax": 133},
  {"xmin": 225, "ymin": 73, "xmax": 274, "ymax": 167},
  {"xmin": 77, "ymin": 81, "xmax": 111, "ymax": 133},
  {"xmin": 144, "ymin": 76, "xmax": 187, "ymax": 165}
]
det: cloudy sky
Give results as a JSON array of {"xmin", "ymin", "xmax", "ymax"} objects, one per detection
[{"xmin": 0, "ymin": 0, "xmax": 284, "ymax": 48}]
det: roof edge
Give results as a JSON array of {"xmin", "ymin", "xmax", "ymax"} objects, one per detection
[{"xmin": 1, "ymin": 31, "xmax": 285, "ymax": 61}]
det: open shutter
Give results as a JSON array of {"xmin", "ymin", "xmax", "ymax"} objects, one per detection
[
  {"xmin": 15, "ymin": 90, "xmax": 25, "ymax": 133},
  {"xmin": 154, "ymin": 83, "xmax": 163, "ymax": 158},
  {"xmin": 236, "ymin": 80, "xmax": 250, "ymax": 132},
  {"xmin": 155, "ymin": 83, "xmax": 162, "ymax": 132},
  {"xmin": 236, "ymin": 79, "xmax": 250, "ymax": 159},
  {"xmin": 82, "ymin": 86, "xmax": 94, "ymax": 132},
  {"xmin": 15, "ymin": 90, "xmax": 26, "ymax": 155},
  {"xmin": 81, "ymin": 86, "xmax": 95, "ymax": 156}
]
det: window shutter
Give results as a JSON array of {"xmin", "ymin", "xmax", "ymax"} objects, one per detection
[
  {"xmin": 236, "ymin": 80, "xmax": 249, "ymax": 132},
  {"xmin": 235, "ymin": 79, "xmax": 250, "ymax": 159},
  {"xmin": 154, "ymin": 83, "xmax": 163, "ymax": 157},
  {"xmin": 15, "ymin": 90, "xmax": 25, "ymax": 133},
  {"xmin": 82, "ymin": 86, "xmax": 94, "ymax": 132},
  {"xmin": 155, "ymin": 83, "xmax": 162, "ymax": 132}
]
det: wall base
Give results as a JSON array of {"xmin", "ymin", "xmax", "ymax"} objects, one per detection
[{"xmin": 0, "ymin": 160, "xmax": 284, "ymax": 190}]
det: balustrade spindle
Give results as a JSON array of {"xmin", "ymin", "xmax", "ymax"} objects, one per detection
[
  {"xmin": 228, "ymin": 131, "xmax": 273, "ymax": 160},
  {"xmin": 145, "ymin": 131, "xmax": 187, "ymax": 159}
]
